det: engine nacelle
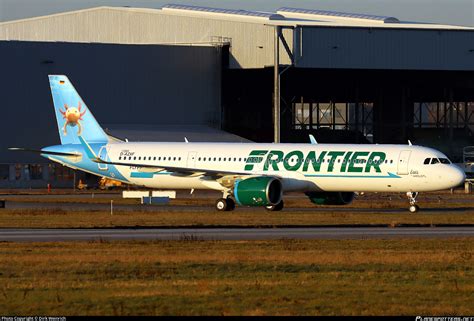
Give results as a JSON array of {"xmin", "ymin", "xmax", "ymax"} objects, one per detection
[
  {"xmin": 234, "ymin": 177, "xmax": 282, "ymax": 206},
  {"xmin": 305, "ymin": 192, "xmax": 355, "ymax": 205}
]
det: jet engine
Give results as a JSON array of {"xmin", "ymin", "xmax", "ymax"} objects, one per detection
[
  {"xmin": 234, "ymin": 177, "xmax": 282, "ymax": 206},
  {"xmin": 305, "ymin": 192, "xmax": 355, "ymax": 205}
]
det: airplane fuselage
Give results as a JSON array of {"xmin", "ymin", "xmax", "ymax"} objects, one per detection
[{"xmin": 44, "ymin": 142, "xmax": 465, "ymax": 193}]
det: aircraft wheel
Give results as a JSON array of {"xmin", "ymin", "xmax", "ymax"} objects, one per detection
[
  {"xmin": 408, "ymin": 204, "xmax": 419, "ymax": 213},
  {"xmin": 265, "ymin": 200, "xmax": 284, "ymax": 212},
  {"xmin": 216, "ymin": 198, "xmax": 228, "ymax": 211},
  {"xmin": 226, "ymin": 197, "xmax": 236, "ymax": 211},
  {"xmin": 216, "ymin": 198, "xmax": 235, "ymax": 212}
]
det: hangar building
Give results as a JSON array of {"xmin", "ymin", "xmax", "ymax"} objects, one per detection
[{"xmin": 1, "ymin": 4, "xmax": 474, "ymax": 187}]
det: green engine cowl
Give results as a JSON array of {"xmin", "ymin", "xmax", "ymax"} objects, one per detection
[
  {"xmin": 305, "ymin": 192, "xmax": 355, "ymax": 205},
  {"xmin": 234, "ymin": 177, "xmax": 282, "ymax": 206}
]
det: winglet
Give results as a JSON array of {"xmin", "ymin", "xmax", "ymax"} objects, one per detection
[{"xmin": 309, "ymin": 134, "xmax": 318, "ymax": 144}]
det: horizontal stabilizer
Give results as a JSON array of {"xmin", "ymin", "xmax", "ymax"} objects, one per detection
[{"xmin": 8, "ymin": 147, "xmax": 81, "ymax": 157}]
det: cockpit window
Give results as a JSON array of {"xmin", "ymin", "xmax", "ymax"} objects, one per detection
[
  {"xmin": 439, "ymin": 158, "xmax": 451, "ymax": 164},
  {"xmin": 423, "ymin": 158, "xmax": 431, "ymax": 165},
  {"xmin": 431, "ymin": 158, "xmax": 440, "ymax": 164}
]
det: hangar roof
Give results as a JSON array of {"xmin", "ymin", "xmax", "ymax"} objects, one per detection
[
  {"xmin": 1, "ymin": 5, "xmax": 471, "ymax": 30},
  {"xmin": 1, "ymin": 5, "xmax": 473, "ymax": 70}
]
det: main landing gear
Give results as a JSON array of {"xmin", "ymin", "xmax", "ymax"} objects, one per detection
[
  {"xmin": 407, "ymin": 192, "xmax": 420, "ymax": 213},
  {"xmin": 265, "ymin": 200, "xmax": 284, "ymax": 212},
  {"xmin": 215, "ymin": 197, "xmax": 235, "ymax": 212},
  {"xmin": 214, "ymin": 190, "xmax": 285, "ymax": 212}
]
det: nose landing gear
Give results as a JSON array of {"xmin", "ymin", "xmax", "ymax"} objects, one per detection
[{"xmin": 407, "ymin": 192, "xmax": 419, "ymax": 213}]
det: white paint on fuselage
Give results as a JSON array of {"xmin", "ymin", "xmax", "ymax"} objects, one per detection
[{"xmin": 102, "ymin": 142, "xmax": 465, "ymax": 193}]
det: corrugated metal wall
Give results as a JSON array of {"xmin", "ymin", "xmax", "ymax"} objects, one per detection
[
  {"xmin": 0, "ymin": 7, "xmax": 291, "ymax": 69},
  {"xmin": 2, "ymin": 7, "xmax": 473, "ymax": 70},
  {"xmin": 0, "ymin": 41, "xmax": 221, "ymax": 163},
  {"xmin": 297, "ymin": 26, "xmax": 474, "ymax": 70}
]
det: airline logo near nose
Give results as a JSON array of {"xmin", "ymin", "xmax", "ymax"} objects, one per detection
[{"xmin": 245, "ymin": 150, "xmax": 386, "ymax": 173}]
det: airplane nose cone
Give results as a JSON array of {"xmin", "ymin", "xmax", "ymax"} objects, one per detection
[{"xmin": 450, "ymin": 166, "xmax": 466, "ymax": 187}]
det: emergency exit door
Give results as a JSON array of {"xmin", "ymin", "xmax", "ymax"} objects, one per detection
[{"xmin": 186, "ymin": 151, "xmax": 197, "ymax": 168}]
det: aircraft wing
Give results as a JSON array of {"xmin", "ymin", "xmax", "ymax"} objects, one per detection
[
  {"xmin": 79, "ymin": 136, "xmax": 271, "ymax": 178},
  {"xmin": 92, "ymin": 158, "xmax": 254, "ymax": 177}
]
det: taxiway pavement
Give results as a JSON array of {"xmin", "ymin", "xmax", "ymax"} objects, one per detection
[{"xmin": 1, "ymin": 227, "xmax": 474, "ymax": 242}]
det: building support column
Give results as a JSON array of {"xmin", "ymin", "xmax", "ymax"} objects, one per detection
[
  {"xmin": 273, "ymin": 26, "xmax": 281, "ymax": 143},
  {"xmin": 42, "ymin": 164, "xmax": 49, "ymax": 181},
  {"xmin": 8, "ymin": 164, "xmax": 15, "ymax": 181},
  {"xmin": 448, "ymin": 88, "xmax": 454, "ymax": 155}
]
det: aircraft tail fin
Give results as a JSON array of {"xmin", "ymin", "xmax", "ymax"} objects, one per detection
[{"xmin": 48, "ymin": 75, "xmax": 108, "ymax": 145}]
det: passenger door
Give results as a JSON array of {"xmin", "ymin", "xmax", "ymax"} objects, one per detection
[
  {"xmin": 98, "ymin": 146, "xmax": 110, "ymax": 171},
  {"xmin": 397, "ymin": 150, "xmax": 411, "ymax": 175}
]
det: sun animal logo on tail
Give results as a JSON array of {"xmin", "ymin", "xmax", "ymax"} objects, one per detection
[{"xmin": 59, "ymin": 102, "xmax": 86, "ymax": 136}]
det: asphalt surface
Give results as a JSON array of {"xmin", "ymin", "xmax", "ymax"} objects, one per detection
[{"xmin": 1, "ymin": 227, "xmax": 474, "ymax": 242}]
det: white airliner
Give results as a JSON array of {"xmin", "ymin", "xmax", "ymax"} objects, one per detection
[{"xmin": 10, "ymin": 75, "xmax": 465, "ymax": 212}]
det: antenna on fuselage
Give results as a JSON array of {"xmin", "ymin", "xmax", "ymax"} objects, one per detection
[
  {"xmin": 408, "ymin": 140, "xmax": 412, "ymax": 146},
  {"xmin": 309, "ymin": 134, "xmax": 318, "ymax": 144},
  {"xmin": 184, "ymin": 137, "xmax": 189, "ymax": 143}
]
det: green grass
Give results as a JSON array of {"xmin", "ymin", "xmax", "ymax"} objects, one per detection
[
  {"xmin": 0, "ymin": 239, "xmax": 473, "ymax": 315},
  {"xmin": 1, "ymin": 205, "xmax": 474, "ymax": 228},
  {"xmin": 1, "ymin": 190, "xmax": 474, "ymax": 229}
]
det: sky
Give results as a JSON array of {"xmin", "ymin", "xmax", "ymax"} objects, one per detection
[{"xmin": 0, "ymin": 0, "xmax": 473, "ymax": 27}]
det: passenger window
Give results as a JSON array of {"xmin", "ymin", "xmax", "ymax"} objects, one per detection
[
  {"xmin": 424, "ymin": 158, "xmax": 431, "ymax": 165},
  {"xmin": 153, "ymin": 157, "xmax": 156, "ymax": 161},
  {"xmin": 431, "ymin": 158, "xmax": 440, "ymax": 164}
]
